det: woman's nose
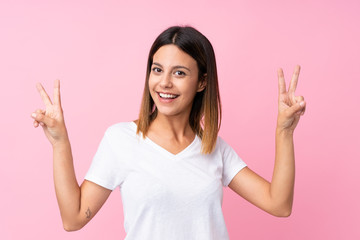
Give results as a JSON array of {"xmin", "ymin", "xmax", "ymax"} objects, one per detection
[{"xmin": 160, "ymin": 73, "xmax": 173, "ymax": 88}]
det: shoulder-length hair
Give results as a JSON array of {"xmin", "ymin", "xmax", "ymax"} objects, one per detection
[{"xmin": 137, "ymin": 26, "xmax": 222, "ymax": 154}]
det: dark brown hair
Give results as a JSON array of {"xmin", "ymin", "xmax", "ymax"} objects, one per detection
[{"xmin": 137, "ymin": 26, "xmax": 222, "ymax": 154}]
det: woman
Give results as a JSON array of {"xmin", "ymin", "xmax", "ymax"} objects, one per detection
[{"xmin": 31, "ymin": 26, "xmax": 306, "ymax": 239}]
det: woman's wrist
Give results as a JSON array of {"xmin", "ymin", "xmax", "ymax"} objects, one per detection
[
  {"xmin": 52, "ymin": 136, "xmax": 71, "ymax": 149},
  {"xmin": 275, "ymin": 127, "xmax": 294, "ymax": 138}
]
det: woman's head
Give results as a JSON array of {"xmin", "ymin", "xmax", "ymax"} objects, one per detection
[{"xmin": 137, "ymin": 26, "xmax": 222, "ymax": 154}]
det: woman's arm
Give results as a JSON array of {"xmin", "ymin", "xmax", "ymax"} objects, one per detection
[
  {"xmin": 229, "ymin": 65, "xmax": 306, "ymax": 217},
  {"xmin": 52, "ymin": 140, "xmax": 111, "ymax": 231},
  {"xmin": 31, "ymin": 80, "xmax": 111, "ymax": 231}
]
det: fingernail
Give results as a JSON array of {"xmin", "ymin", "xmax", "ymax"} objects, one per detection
[
  {"xmin": 40, "ymin": 122, "xmax": 44, "ymax": 126},
  {"xmin": 299, "ymin": 101, "xmax": 305, "ymax": 107},
  {"xmin": 31, "ymin": 113, "xmax": 37, "ymax": 118}
]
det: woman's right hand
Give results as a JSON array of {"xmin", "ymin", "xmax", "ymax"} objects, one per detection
[{"xmin": 31, "ymin": 79, "xmax": 69, "ymax": 146}]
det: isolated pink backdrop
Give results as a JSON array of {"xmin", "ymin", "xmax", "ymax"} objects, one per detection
[{"xmin": 1, "ymin": 0, "xmax": 359, "ymax": 239}]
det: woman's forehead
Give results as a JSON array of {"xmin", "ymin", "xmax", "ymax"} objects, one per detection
[{"xmin": 153, "ymin": 45, "xmax": 197, "ymax": 68}]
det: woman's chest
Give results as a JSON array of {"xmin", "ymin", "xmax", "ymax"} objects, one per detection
[{"xmin": 119, "ymin": 148, "xmax": 224, "ymax": 212}]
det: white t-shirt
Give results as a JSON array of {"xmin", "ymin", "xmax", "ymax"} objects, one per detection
[{"xmin": 85, "ymin": 121, "xmax": 247, "ymax": 240}]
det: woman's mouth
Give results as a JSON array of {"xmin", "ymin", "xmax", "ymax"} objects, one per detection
[
  {"xmin": 157, "ymin": 92, "xmax": 179, "ymax": 103},
  {"xmin": 158, "ymin": 92, "xmax": 179, "ymax": 99}
]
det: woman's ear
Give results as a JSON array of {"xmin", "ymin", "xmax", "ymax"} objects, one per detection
[{"xmin": 197, "ymin": 73, "xmax": 207, "ymax": 92}]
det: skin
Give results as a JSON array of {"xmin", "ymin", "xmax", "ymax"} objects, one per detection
[
  {"xmin": 228, "ymin": 66, "xmax": 305, "ymax": 217},
  {"xmin": 146, "ymin": 45, "xmax": 206, "ymax": 154},
  {"xmin": 31, "ymin": 80, "xmax": 111, "ymax": 231},
  {"xmin": 31, "ymin": 45, "xmax": 305, "ymax": 230}
]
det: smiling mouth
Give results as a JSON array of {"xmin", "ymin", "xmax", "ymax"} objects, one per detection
[{"xmin": 157, "ymin": 92, "xmax": 179, "ymax": 99}]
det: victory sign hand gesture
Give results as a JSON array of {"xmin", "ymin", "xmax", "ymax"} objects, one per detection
[
  {"xmin": 31, "ymin": 80, "xmax": 69, "ymax": 146},
  {"xmin": 276, "ymin": 65, "xmax": 306, "ymax": 133}
]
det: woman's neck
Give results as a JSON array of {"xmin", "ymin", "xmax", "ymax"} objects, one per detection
[{"xmin": 149, "ymin": 114, "xmax": 195, "ymax": 142}]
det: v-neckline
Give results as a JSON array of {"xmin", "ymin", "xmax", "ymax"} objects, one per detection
[{"xmin": 130, "ymin": 121, "xmax": 198, "ymax": 158}]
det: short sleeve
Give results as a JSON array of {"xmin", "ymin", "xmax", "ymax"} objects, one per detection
[
  {"xmin": 219, "ymin": 137, "xmax": 247, "ymax": 187},
  {"xmin": 84, "ymin": 128, "xmax": 127, "ymax": 190}
]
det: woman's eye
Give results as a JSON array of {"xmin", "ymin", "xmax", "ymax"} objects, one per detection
[
  {"xmin": 174, "ymin": 71, "xmax": 185, "ymax": 76},
  {"xmin": 152, "ymin": 67, "xmax": 162, "ymax": 73}
]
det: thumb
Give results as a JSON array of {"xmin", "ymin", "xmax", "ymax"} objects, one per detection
[
  {"xmin": 31, "ymin": 112, "xmax": 56, "ymax": 128},
  {"xmin": 286, "ymin": 101, "xmax": 306, "ymax": 117}
]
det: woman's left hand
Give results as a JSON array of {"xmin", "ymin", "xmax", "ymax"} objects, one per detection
[{"xmin": 276, "ymin": 65, "xmax": 306, "ymax": 133}]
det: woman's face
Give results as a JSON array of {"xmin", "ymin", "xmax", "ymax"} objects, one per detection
[{"xmin": 149, "ymin": 44, "xmax": 206, "ymax": 118}]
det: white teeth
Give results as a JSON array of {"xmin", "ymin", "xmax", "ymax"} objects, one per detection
[{"xmin": 159, "ymin": 93, "xmax": 178, "ymax": 99}]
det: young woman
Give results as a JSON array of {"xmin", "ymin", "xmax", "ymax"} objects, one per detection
[{"xmin": 31, "ymin": 26, "xmax": 306, "ymax": 239}]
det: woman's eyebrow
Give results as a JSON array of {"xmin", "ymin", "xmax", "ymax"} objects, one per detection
[
  {"xmin": 152, "ymin": 62, "xmax": 191, "ymax": 72},
  {"xmin": 173, "ymin": 65, "xmax": 191, "ymax": 72},
  {"xmin": 152, "ymin": 62, "xmax": 163, "ymax": 68}
]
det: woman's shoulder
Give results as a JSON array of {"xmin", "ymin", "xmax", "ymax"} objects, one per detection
[
  {"xmin": 215, "ymin": 135, "xmax": 227, "ymax": 147},
  {"xmin": 104, "ymin": 120, "xmax": 138, "ymax": 138},
  {"xmin": 215, "ymin": 135, "xmax": 237, "ymax": 153}
]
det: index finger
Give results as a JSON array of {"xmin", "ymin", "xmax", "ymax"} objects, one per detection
[
  {"xmin": 36, "ymin": 82, "xmax": 53, "ymax": 107},
  {"xmin": 288, "ymin": 65, "xmax": 301, "ymax": 93}
]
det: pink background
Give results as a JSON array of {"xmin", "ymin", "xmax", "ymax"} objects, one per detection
[{"xmin": 1, "ymin": 0, "xmax": 359, "ymax": 239}]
